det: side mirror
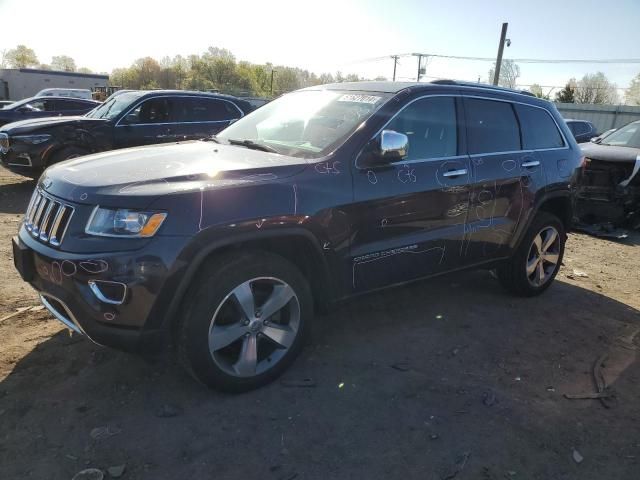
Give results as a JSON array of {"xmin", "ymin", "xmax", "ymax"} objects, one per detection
[
  {"xmin": 590, "ymin": 136, "xmax": 601, "ymax": 144},
  {"xmin": 380, "ymin": 130, "xmax": 409, "ymax": 161},
  {"xmin": 358, "ymin": 129, "xmax": 409, "ymax": 168}
]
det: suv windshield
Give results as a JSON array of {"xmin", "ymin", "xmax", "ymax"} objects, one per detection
[
  {"xmin": 85, "ymin": 91, "xmax": 145, "ymax": 120},
  {"xmin": 601, "ymin": 121, "xmax": 640, "ymax": 148},
  {"xmin": 217, "ymin": 90, "xmax": 390, "ymax": 158}
]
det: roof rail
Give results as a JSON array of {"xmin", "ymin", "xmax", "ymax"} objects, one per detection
[{"xmin": 429, "ymin": 79, "xmax": 536, "ymax": 97}]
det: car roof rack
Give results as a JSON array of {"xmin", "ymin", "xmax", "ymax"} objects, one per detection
[{"xmin": 430, "ymin": 79, "xmax": 536, "ymax": 97}]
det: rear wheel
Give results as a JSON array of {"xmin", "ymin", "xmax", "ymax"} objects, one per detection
[
  {"xmin": 497, "ymin": 211, "xmax": 565, "ymax": 296},
  {"xmin": 178, "ymin": 251, "xmax": 312, "ymax": 392}
]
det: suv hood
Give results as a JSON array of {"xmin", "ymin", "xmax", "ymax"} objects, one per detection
[
  {"xmin": 581, "ymin": 142, "xmax": 640, "ymax": 163},
  {"xmin": 0, "ymin": 116, "xmax": 107, "ymax": 134},
  {"xmin": 41, "ymin": 141, "xmax": 310, "ymax": 206}
]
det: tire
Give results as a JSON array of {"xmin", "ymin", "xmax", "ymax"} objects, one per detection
[
  {"xmin": 178, "ymin": 250, "xmax": 313, "ymax": 392},
  {"xmin": 497, "ymin": 211, "xmax": 565, "ymax": 297},
  {"xmin": 48, "ymin": 146, "xmax": 88, "ymax": 165}
]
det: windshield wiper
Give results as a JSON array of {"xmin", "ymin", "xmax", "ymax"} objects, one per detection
[
  {"xmin": 202, "ymin": 134, "xmax": 221, "ymax": 143},
  {"xmin": 227, "ymin": 138, "xmax": 279, "ymax": 153}
]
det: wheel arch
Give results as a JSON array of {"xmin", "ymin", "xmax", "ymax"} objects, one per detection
[
  {"xmin": 510, "ymin": 191, "xmax": 573, "ymax": 251},
  {"xmin": 151, "ymin": 228, "xmax": 335, "ymax": 336}
]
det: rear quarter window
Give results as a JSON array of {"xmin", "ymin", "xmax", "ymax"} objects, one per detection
[
  {"xmin": 515, "ymin": 104, "xmax": 564, "ymax": 149},
  {"xmin": 465, "ymin": 98, "xmax": 520, "ymax": 154}
]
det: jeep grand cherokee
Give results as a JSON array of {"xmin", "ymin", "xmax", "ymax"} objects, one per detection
[{"xmin": 12, "ymin": 81, "xmax": 583, "ymax": 392}]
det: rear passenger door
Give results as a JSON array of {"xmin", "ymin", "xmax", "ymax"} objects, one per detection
[
  {"xmin": 171, "ymin": 97, "xmax": 243, "ymax": 140},
  {"xmin": 461, "ymin": 97, "xmax": 544, "ymax": 261}
]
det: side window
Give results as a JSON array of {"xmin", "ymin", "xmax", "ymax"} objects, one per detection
[
  {"xmin": 53, "ymin": 99, "xmax": 90, "ymax": 111},
  {"xmin": 386, "ymin": 96, "xmax": 457, "ymax": 160},
  {"xmin": 567, "ymin": 122, "xmax": 577, "ymax": 134},
  {"xmin": 122, "ymin": 98, "xmax": 172, "ymax": 124},
  {"xmin": 26, "ymin": 99, "xmax": 56, "ymax": 112},
  {"xmin": 465, "ymin": 98, "xmax": 520, "ymax": 154},
  {"xmin": 514, "ymin": 104, "xmax": 564, "ymax": 149},
  {"xmin": 174, "ymin": 97, "xmax": 242, "ymax": 123},
  {"xmin": 575, "ymin": 122, "xmax": 590, "ymax": 135}
]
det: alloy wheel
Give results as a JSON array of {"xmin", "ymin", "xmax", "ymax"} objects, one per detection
[
  {"xmin": 208, "ymin": 277, "xmax": 300, "ymax": 377},
  {"xmin": 526, "ymin": 226, "xmax": 561, "ymax": 287}
]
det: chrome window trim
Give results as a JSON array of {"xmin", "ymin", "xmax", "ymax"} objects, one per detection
[
  {"xmin": 114, "ymin": 95, "xmax": 244, "ymax": 128},
  {"xmin": 355, "ymin": 93, "xmax": 569, "ymax": 170}
]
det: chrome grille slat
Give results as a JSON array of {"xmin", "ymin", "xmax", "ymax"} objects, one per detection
[
  {"xmin": 39, "ymin": 201, "xmax": 58, "ymax": 241},
  {"xmin": 31, "ymin": 197, "xmax": 49, "ymax": 235},
  {"xmin": 23, "ymin": 189, "xmax": 74, "ymax": 248}
]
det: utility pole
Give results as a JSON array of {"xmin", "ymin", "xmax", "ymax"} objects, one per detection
[
  {"xmin": 391, "ymin": 55, "xmax": 399, "ymax": 81},
  {"xmin": 416, "ymin": 54, "xmax": 422, "ymax": 82},
  {"xmin": 270, "ymin": 69, "xmax": 275, "ymax": 96},
  {"xmin": 493, "ymin": 22, "xmax": 509, "ymax": 86}
]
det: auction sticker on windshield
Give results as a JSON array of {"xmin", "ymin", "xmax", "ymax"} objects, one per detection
[{"xmin": 338, "ymin": 94, "xmax": 381, "ymax": 104}]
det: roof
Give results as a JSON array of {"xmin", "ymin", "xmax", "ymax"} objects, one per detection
[
  {"xmin": 308, "ymin": 80, "xmax": 537, "ymax": 99},
  {"xmin": 0, "ymin": 68, "xmax": 110, "ymax": 80},
  {"xmin": 135, "ymin": 89, "xmax": 245, "ymax": 101}
]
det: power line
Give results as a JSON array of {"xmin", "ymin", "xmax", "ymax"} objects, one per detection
[{"xmin": 342, "ymin": 52, "xmax": 640, "ymax": 66}]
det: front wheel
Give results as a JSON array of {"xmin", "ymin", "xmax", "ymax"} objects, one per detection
[
  {"xmin": 497, "ymin": 211, "xmax": 565, "ymax": 297},
  {"xmin": 178, "ymin": 251, "xmax": 313, "ymax": 392}
]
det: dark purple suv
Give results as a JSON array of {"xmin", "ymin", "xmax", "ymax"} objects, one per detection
[{"xmin": 11, "ymin": 81, "xmax": 583, "ymax": 391}]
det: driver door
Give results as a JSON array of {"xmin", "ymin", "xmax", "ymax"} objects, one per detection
[
  {"xmin": 347, "ymin": 95, "xmax": 471, "ymax": 293},
  {"xmin": 114, "ymin": 97, "xmax": 174, "ymax": 148}
]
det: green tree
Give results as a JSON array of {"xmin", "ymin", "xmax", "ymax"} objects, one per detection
[
  {"xmin": 625, "ymin": 72, "xmax": 640, "ymax": 106},
  {"xmin": 555, "ymin": 80, "xmax": 576, "ymax": 103},
  {"xmin": 51, "ymin": 55, "xmax": 76, "ymax": 72},
  {"xmin": 5, "ymin": 45, "xmax": 39, "ymax": 68}
]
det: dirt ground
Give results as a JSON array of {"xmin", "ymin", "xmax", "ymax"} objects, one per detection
[{"xmin": 0, "ymin": 165, "xmax": 639, "ymax": 480}]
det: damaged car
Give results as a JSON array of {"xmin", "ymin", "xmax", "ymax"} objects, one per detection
[{"xmin": 576, "ymin": 120, "xmax": 640, "ymax": 228}]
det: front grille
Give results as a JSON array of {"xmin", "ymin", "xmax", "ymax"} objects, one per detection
[
  {"xmin": 0, "ymin": 133, "xmax": 8, "ymax": 154},
  {"xmin": 24, "ymin": 189, "xmax": 74, "ymax": 247}
]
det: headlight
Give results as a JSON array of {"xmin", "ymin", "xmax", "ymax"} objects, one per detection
[
  {"xmin": 13, "ymin": 134, "xmax": 52, "ymax": 145},
  {"xmin": 86, "ymin": 207, "xmax": 167, "ymax": 238}
]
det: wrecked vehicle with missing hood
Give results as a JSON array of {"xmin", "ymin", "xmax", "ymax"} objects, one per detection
[{"xmin": 575, "ymin": 120, "xmax": 640, "ymax": 231}]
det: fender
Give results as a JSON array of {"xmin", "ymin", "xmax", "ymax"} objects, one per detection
[
  {"xmin": 509, "ymin": 189, "xmax": 573, "ymax": 251},
  {"xmin": 144, "ymin": 226, "xmax": 334, "ymax": 332}
]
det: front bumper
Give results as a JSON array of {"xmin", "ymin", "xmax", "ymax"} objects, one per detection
[
  {"xmin": 0, "ymin": 140, "xmax": 48, "ymax": 175},
  {"xmin": 13, "ymin": 227, "xmax": 188, "ymax": 352}
]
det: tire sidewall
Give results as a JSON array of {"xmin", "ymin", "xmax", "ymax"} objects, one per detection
[
  {"xmin": 515, "ymin": 212, "xmax": 565, "ymax": 295},
  {"xmin": 181, "ymin": 252, "xmax": 312, "ymax": 392}
]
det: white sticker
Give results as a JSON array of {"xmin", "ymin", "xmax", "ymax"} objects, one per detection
[{"xmin": 338, "ymin": 94, "xmax": 381, "ymax": 104}]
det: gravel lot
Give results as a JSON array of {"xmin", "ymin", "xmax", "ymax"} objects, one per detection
[{"xmin": 1, "ymin": 166, "xmax": 639, "ymax": 480}]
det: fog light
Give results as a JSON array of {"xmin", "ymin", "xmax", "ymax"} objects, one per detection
[
  {"xmin": 88, "ymin": 280, "xmax": 127, "ymax": 305},
  {"xmin": 9, "ymin": 153, "xmax": 32, "ymax": 167}
]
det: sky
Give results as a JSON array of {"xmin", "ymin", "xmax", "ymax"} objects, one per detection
[{"xmin": 1, "ymin": 0, "xmax": 639, "ymax": 97}]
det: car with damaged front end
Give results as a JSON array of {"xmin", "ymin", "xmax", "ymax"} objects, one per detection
[
  {"xmin": 576, "ymin": 120, "xmax": 640, "ymax": 228},
  {"xmin": 12, "ymin": 81, "xmax": 584, "ymax": 392}
]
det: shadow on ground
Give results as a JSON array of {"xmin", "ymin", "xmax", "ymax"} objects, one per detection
[
  {"xmin": 0, "ymin": 177, "xmax": 34, "ymax": 214},
  {"xmin": 1, "ymin": 271, "xmax": 639, "ymax": 479}
]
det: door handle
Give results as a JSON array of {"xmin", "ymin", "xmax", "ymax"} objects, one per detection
[
  {"xmin": 522, "ymin": 160, "xmax": 540, "ymax": 168},
  {"xmin": 443, "ymin": 169, "xmax": 468, "ymax": 177}
]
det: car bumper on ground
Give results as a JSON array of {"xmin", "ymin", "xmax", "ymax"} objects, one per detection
[{"xmin": 12, "ymin": 228, "xmax": 185, "ymax": 352}]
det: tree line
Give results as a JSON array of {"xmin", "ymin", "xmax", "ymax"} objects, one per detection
[
  {"xmin": 2, "ymin": 44, "xmax": 640, "ymax": 105},
  {"xmin": 489, "ymin": 59, "xmax": 640, "ymax": 105}
]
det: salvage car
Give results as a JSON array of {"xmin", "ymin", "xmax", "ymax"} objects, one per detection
[
  {"xmin": 11, "ymin": 81, "xmax": 583, "ymax": 391},
  {"xmin": 0, "ymin": 96, "xmax": 100, "ymax": 128},
  {"xmin": 0, "ymin": 90, "xmax": 254, "ymax": 177},
  {"xmin": 576, "ymin": 120, "xmax": 640, "ymax": 225}
]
